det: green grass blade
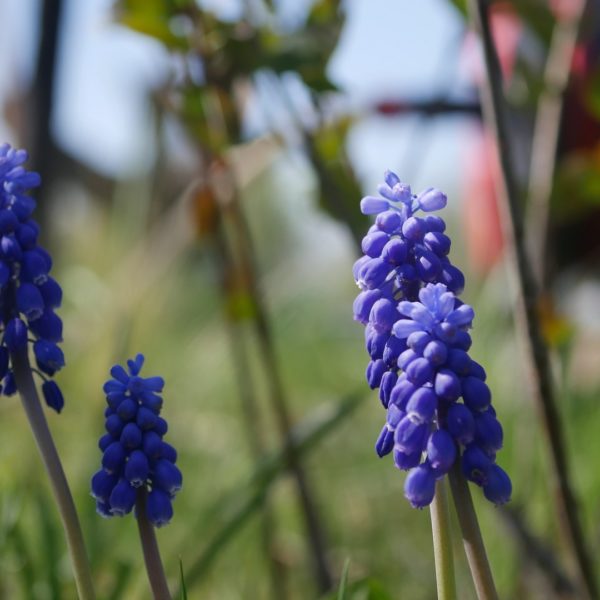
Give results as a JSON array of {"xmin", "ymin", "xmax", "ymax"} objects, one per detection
[
  {"xmin": 179, "ymin": 558, "xmax": 188, "ymax": 600},
  {"xmin": 337, "ymin": 558, "xmax": 350, "ymax": 600}
]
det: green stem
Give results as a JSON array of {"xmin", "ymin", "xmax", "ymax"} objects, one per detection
[
  {"xmin": 448, "ymin": 464, "xmax": 497, "ymax": 600},
  {"xmin": 212, "ymin": 216, "xmax": 288, "ymax": 600},
  {"xmin": 135, "ymin": 488, "xmax": 172, "ymax": 600},
  {"xmin": 430, "ymin": 479, "xmax": 457, "ymax": 600},
  {"xmin": 11, "ymin": 349, "xmax": 95, "ymax": 600},
  {"xmin": 209, "ymin": 158, "xmax": 333, "ymax": 593}
]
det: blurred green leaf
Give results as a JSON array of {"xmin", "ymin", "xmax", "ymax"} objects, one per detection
[
  {"xmin": 510, "ymin": 0, "xmax": 553, "ymax": 46},
  {"xmin": 585, "ymin": 68, "xmax": 600, "ymax": 121},
  {"xmin": 446, "ymin": 0, "xmax": 467, "ymax": 17},
  {"xmin": 555, "ymin": 152, "xmax": 600, "ymax": 217},
  {"xmin": 180, "ymin": 86, "xmax": 237, "ymax": 152},
  {"xmin": 308, "ymin": 120, "xmax": 367, "ymax": 245},
  {"xmin": 117, "ymin": 0, "xmax": 189, "ymax": 49},
  {"xmin": 259, "ymin": 0, "xmax": 342, "ymax": 91}
]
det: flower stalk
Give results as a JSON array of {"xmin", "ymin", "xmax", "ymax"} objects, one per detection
[
  {"xmin": 448, "ymin": 463, "xmax": 497, "ymax": 600},
  {"xmin": 136, "ymin": 488, "xmax": 172, "ymax": 600},
  {"xmin": 12, "ymin": 348, "xmax": 95, "ymax": 600},
  {"xmin": 430, "ymin": 479, "xmax": 457, "ymax": 600}
]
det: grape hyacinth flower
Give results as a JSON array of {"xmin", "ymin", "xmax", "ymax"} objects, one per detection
[
  {"xmin": 353, "ymin": 171, "xmax": 464, "ymax": 405},
  {"xmin": 0, "ymin": 144, "xmax": 95, "ymax": 598},
  {"xmin": 353, "ymin": 171, "xmax": 511, "ymax": 509},
  {"xmin": 0, "ymin": 144, "xmax": 65, "ymax": 410},
  {"xmin": 91, "ymin": 354, "xmax": 182, "ymax": 527}
]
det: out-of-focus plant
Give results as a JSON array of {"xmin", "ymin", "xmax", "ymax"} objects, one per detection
[
  {"xmin": 0, "ymin": 145, "xmax": 95, "ymax": 599},
  {"xmin": 114, "ymin": 0, "xmax": 369, "ymax": 594},
  {"xmin": 91, "ymin": 355, "xmax": 182, "ymax": 599},
  {"xmin": 353, "ymin": 172, "xmax": 511, "ymax": 599},
  {"xmin": 117, "ymin": 0, "xmax": 366, "ymax": 245},
  {"xmin": 465, "ymin": 0, "xmax": 598, "ymax": 597}
]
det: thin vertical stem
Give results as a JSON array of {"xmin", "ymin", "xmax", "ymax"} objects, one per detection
[
  {"xmin": 467, "ymin": 1, "xmax": 597, "ymax": 598},
  {"xmin": 209, "ymin": 160, "xmax": 333, "ymax": 592},
  {"xmin": 448, "ymin": 465, "xmax": 497, "ymax": 600},
  {"xmin": 430, "ymin": 479, "xmax": 457, "ymax": 600},
  {"xmin": 135, "ymin": 488, "xmax": 172, "ymax": 600},
  {"xmin": 11, "ymin": 349, "xmax": 95, "ymax": 600},
  {"xmin": 526, "ymin": 0, "xmax": 588, "ymax": 285},
  {"xmin": 211, "ymin": 215, "xmax": 288, "ymax": 599}
]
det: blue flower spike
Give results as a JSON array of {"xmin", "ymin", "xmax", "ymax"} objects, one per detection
[
  {"xmin": 0, "ymin": 144, "xmax": 65, "ymax": 410},
  {"xmin": 354, "ymin": 171, "xmax": 511, "ymax": 509},
  {"xmin": 92, "ymin": 355, "xmax": 182, "ymax": 527}
]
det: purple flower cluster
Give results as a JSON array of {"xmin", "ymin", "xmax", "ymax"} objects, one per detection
[
  {"xmin": 91, "ymin": 355, "xmax": 182, "ymax": 527},
  {"xmin": 0, "ymin": 145, "xmax": 64, "ymax": 411},
  {"xmin": 353, "ymin": 171, "xmax": 511, "ymax": 508}
]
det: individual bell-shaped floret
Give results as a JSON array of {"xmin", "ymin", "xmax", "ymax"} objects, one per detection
[
  {"xmin": 404, "ymin": 464, "xmax": 436, "ymax": 509},
  {"xmin": 146, "ymin": 489, "xmax": 174, "ymax": 527}
]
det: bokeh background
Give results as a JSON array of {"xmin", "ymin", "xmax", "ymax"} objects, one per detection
[{"xmin": 0, "ymin": 0, "xmax": 599, "ymax": 598}]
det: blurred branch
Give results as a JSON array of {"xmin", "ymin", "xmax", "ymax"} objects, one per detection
[
  {"xmin": 202, "ymin": 185, "xmax": 288, "ymax": 599},
  {"xmin": 526, "ymin": 0, "xmax": 588, "ymax": 287},
  {"xmin": 372, "ymin": 97, "xmax": 481, "ymax": 117},
  {"xmin": 467, "ymin": 1, "xmax": 597, "ymax": 598},
  {"xmin": 499, "ymin": 505, "xmax": 577, "ymax": 599},
  {"xmin": 209, "ymin": 158, "xmax": 334, "ymax": 592},
  {"xmin": 28, "ymin": 0, "xmax": 64, "ymax": 228}
]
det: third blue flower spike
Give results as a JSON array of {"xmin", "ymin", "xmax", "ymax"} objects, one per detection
[{"xmin": 353, "ymin": 172, "xmax": 511, "ymax": 508}]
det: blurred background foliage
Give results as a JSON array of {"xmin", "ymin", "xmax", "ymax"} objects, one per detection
[{"xmin": 0, "ymin": 0, "xmax": 599, "ymax": 598}]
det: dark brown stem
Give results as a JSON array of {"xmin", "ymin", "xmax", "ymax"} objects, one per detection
[
  {"xmin": 467, "ymin": 1, "xmax": 597, "ymax": 598},
  {"xmin": 28, "ymin": 0, "xmax": 63, "ymax": 231},
  {"xmin": 135, "ymin": 488, "xmax": 172, "ymax": 600}
]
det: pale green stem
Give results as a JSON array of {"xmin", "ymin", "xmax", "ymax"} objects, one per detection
[
  {"xmin": 448, "ymin": 464, "xmax": 498, "ymax": 600},
  {"xmin": 12, "ymin": 348, "xmax": 95, "ymax": 600},
  {"xmin": 430, "ymin": 478, "xmax": 457, "ymax": 600},
  {"xmin": 135, "ymin": 488, "xmax": 172, "ymax": 600}
]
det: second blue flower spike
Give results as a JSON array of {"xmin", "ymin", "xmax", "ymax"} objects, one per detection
[{"xmin": 91, "ymin": 355, "xmax": 182, "ymax": 527}]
